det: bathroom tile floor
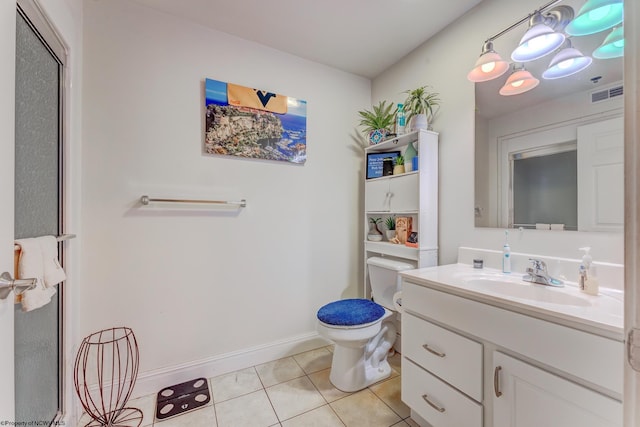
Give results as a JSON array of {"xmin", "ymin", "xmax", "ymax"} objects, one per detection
[{"xmin": 79, "ymin": 345, "xmax": 420, "ymax": 426}]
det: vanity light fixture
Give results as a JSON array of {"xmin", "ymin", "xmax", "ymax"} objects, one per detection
[
  {"xmin": 499, "ymin": 65, "xmax": 540, "ymax": 96},
  {"xmin": 593, "ymin": 26, "xmax": 624, "ymax": 59},
  {"xmin": 565, "ymin": 0, "xmax": 624, "ymax": 36},
  {"xmin": 542, "ymin": 39, "xmax": 593, "ymax": 79},
  {"xmin": 511, "ymin": 11, "xmax": 567, "ymax": 62},
  {"xmin": 467, "ymin": 41, "xmax": 510, "ymax": 82}
]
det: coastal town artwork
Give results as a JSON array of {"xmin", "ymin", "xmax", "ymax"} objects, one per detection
[{"xmin": 204, "ymin": 78, "xmax": 307, "ymax": 164}]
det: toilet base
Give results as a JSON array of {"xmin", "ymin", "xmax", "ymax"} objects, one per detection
[
  {"xmin": 329, "ymin": 349, "xmax": 392, "ymax": 392},
  {"xmin": 327, "ymin": 318, "xmax": 396, "ymax": 392}
]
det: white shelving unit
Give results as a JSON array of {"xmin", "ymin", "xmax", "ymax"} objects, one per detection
[{"xmin": 363, "ymin": 129, "xmax": 438, "ymax": 299}]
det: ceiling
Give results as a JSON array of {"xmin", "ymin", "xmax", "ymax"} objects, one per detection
[{"xmin": 130, "ymin": 0, "xmax": 483, "ymax": 79}]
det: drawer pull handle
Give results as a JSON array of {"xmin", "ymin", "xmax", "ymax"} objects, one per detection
[
  {"xmin": 422, "ymin": 344, "xmax": 446, "ymax": 358},
  {"xmin": 421, "ymin": 394, "xmax": 446, "ymax": 413},
  {"xmin": 494, "ymin": 366, "xmax": 503, "ymax": 397}
]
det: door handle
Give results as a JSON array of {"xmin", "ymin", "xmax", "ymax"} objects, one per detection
[
  {"xmin": 0, "ymin": 271, "xmax": 37, "ymax": 300},
  {"xmin": 494, "ymin": 366, "xmax": 503, "ymax": 397}
]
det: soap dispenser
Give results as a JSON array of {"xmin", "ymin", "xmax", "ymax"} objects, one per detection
[
  {"xmin": 578, "ymin": 247, "xmax": 599, "ymax": 296},
  {"xmin": 502, "ymin": 230, "xmax": 511, "ymax": 274}
]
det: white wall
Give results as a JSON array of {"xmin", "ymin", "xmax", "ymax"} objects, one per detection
[
  {"xmin": 81, "ymin": 0, "xmax": 370, "ymax": 377},
  {"xmin": 372, "ymin": 0, "xmax": 624, "ymax": 265}
]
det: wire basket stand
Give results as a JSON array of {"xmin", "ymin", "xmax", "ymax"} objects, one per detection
[{"xmin": 74, "ymin": 327, "xmax": 142, "ymax": 426}]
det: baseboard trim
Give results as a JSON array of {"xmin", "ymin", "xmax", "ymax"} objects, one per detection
[{"xmin": 131, "ymin": 332, "xmax": 330, "ymax": 399}]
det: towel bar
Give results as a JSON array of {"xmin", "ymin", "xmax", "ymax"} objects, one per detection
[
  {"xmin": 14, "ymin": 233, "xmax": 76, "ymax": 252},
  {"xmin": 140, "ymin": 195, "xmax": 247, "ymax": 208}
]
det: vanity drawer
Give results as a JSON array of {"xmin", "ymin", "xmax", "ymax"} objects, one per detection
[
  {"xmin": 402, "ymin": 357, "xmax": 483, "ymax": 427},
  {"xmin": 403, "ymin": 312, "xmax": 483, "ymax": 401}
]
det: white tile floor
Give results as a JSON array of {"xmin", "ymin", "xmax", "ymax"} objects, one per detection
[{"xmin": 79, "ymin": 346, "xmax": 420, "ymax": 427}]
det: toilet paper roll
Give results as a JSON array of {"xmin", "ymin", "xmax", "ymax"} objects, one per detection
[{"xmin": 393, "ymin": 291, "xmax": 403, "ymax": 313}]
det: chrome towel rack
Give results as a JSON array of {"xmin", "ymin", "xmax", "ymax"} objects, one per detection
[
  {"xmin": 140, "ymin": 195, "xmax": 247, "ymax": 208},
  {"xmin": 13, "ymin": 233, "xmax": 76, "ymax": 252}
]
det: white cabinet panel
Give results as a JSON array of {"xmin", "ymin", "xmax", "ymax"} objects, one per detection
[
  {"xmin": 403, "ymin": 312, "xmax": 483, "ymax": 401},
  {"xmin": 364, "ymin": 173, "xmax": 418, "ymax": 213},
  {"xmin": 365, "ymin": 178, "xmax": 390, "ymax": 212},
  {"xmin": 402, "ymin": 358, "xmax": 483, "ymax": 427},
  {"xmin": 493, "ymin": 351, "xmax": 622, "ymax": 427},
  {"xmin": 389, "ymin": 173, "xmax": 418, "ymax": 212}
]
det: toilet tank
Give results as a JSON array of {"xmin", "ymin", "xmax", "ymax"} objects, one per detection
[{"xmin": 366, "ymin": 257, "xmax": 416, "ymax": 310}]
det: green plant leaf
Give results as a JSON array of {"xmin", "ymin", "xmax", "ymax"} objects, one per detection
[{"xmin": 357, "ymin": 100, "xmax": 396, "ymax": 134}]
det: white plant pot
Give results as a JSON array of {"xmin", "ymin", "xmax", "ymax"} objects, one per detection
[{"xmin": 411, "ymin": 114, "xmax": 428, "ymax": 131}]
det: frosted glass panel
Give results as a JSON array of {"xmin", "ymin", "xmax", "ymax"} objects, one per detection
[
  {"xmin": 513, "ymin": 150, "xmax": 577, "ymax": 229},
  {"xmin": 14, "ymin": 11, "xmax": 61, "ymax": 423}
]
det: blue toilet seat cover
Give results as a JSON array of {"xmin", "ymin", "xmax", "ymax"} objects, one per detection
[{"xmin": 317, "ymin": 299, "xmax": 386, "ymax": 326}]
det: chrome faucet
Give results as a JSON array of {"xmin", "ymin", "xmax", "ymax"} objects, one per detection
[{"xmin": 523, "ymin": 258, "xmax": 564, "ymax": 287}]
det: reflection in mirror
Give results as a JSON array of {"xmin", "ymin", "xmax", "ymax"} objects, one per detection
[{"xmin": 473, "ymin": 0, "xmax": 624, "ymax": 232}]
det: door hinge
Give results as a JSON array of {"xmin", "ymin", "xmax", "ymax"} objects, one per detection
[{"xmin": 628, "ymin": 328, "xmax": 640, "ymax": 372}]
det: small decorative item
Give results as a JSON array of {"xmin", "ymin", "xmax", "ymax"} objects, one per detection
[
  {"xmin": 406, "ymin": 232, "xmax": 418, "ymax": 248},
  {"xmin": 403, "ymin": 86, "xmax": 441, "ymax": 131},
  {"xmin": 393, "ymin": 155, "xmax": 405, "ymax": 175},
  {"xmin": 366, "ymin": 151, "xmax": 400, "ymax": 179},
  {"xmin": 395, "ymin": 217, "xmax": 413, "ymax": 244},
  {"xmin": 368, "ymin": 217, "xmax": 383, "ymax": 241},
  {"xmin": 403, "ymin": 141, "xmax": 418, "ymax": 172},
  {"xmin": 384, "ymin": 216, "xmax": 396, "ymax": 241},
  {"xmin": 74, "ymin": 327, "xmax": 141, "ymax": 427},
  {"xmin": 357, "ymin": 101, "xmax": 396, "ymax": 145}
]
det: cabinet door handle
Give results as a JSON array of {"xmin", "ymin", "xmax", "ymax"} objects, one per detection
[
  {"xmin": 422, "ymin": 344, "xmax": 446, "ymax": 358},
  {"xmin": 494, "ymin": 366, "xmax": 503, "ymax": 397},
  {"xmin": 421, "ymin": 394, "xmax": 446, "ymax": 413}
]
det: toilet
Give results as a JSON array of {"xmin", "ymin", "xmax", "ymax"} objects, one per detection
[{"xmin": 316, "ymin": 257, "xmax": 415, "ymax": 392}]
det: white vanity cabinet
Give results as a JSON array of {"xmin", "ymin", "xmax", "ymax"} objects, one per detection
[
  {"xmin": 493, "ymin": 352, "xmax": 622, "ymax": 427},
  {"xmin": 401, "ymin": 279, "xmax": 624, "ymax": 427},
  {"xmin": 363, "ymin": 130, "xmax": 438, "ymax": 299}
]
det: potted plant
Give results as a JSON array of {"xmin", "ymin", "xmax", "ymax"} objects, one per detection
[
  {"xmin": 393, "ymin": 155, "xmax": 405, "ymax": 175},
  {"xmin": 403, "ymin": 86, "xmax": 441, "ymax": 131},
  {"xmin": 358, "ymin": 100, "xmax": 396, "ymax": 145},
  {"xmin": 367, "ymin": 217, "xmax": 383, "ymax": 241},
  {"xmin": 384, "ymin": 216, "xmax": 396, "ymax": 240}
]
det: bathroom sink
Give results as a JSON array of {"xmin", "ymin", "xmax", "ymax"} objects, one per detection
[{"xmin": 463, "ymin": 278, "xmax": 591, "ymax": 307}]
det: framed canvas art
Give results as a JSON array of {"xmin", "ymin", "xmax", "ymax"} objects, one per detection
[{"xmin": 204, "ymin": 78, "xmax": 307, "ymax": 164}]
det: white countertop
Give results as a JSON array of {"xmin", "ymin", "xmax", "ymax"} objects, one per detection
[{"xmin": 401, "ymin": 263, "xmax": 624, "ymax": 340}]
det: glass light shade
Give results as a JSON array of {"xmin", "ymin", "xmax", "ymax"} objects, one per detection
[
  {"xmin": 593, "ymin": 26, "xmax": 624, "ymax": 59},
  {"xmin": 499, "ymin": 69, "xmax": 540, "ymax": 96},
  {"xmin": 565, "ymin": 0, "xmax": 623, "ymax": 36},
  {"xmin": 543, "ymin": 47, "xmax": 593, "ymax": 79},
  {"xmin": 467, "ymin": 51, "xmax": 510, "ymax": 82},
  {"xmin": 511, "ymin": 23, "xmax": 566, "ymax": 62}
]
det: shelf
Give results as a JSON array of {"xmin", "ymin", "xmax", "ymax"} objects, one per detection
[
  {"xmin": 364, "ymin": 241, "xmax": 419, "ymax": 260},
  {"xmin": 365, "ymin": 170, "xmax": 418, "ymax": 182},
  {"xmin": 366, "ymin": 211, "xmax": 419, "ymax": 215},
  {"xmin": 365, "ymin": 129, "xmax": 437, "ymax": 153}
]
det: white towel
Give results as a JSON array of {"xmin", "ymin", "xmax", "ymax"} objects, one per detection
[
  {"xmin": 15, "ymin": 238, "xmax": 50, "ymax": 312},
  {"xmin": 20, "ymin": 280, "xmax": 56, "ymax": 312},
  {"xmin": 40, "ymin": 236, "xmax": 66, "ymax": 287},
  {"xmin": 15, "ymin": 238, "xmax": 44, "ymax": 283},
  {"xmin": 535, "ymin": 223, "xmax": 550, "ymax": 230}
]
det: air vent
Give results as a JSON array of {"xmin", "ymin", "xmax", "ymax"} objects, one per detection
[{"xmin": 591, "ymin": 85, "xmax": 623, "ymax": 103}]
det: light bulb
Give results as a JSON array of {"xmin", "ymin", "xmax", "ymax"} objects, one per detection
[
  {"xmin": 557, "ymin": 58, "xmax": 575, "ymax": 69},
  {"xmin": 481, "ymin": 62, "xmax": 496, "ymax": 73},
  {"xmin": 511, "ymin": 80, "xmax": 524, "ymax": 88}
]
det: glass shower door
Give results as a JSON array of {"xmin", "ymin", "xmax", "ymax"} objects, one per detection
[{"xmin": 14, "ymin": 6, "xmax": 64, "ymax": 423}]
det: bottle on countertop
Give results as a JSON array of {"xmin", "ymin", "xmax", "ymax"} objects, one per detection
[
  {"xmin": 502, "ymin": 230, "xmax": 511, "ymax": 274},
  {"xmin": 579, "ymin": 247, "xmax": 599, "ymax": 296}
]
